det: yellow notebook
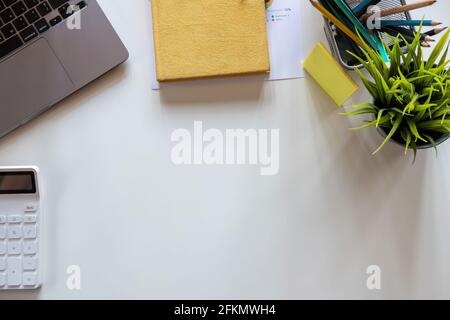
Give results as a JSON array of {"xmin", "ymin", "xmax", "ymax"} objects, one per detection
[
  {"xmin": 151, "ymin": 0, "xmax": 270, "ymax": 82},
  {"xmin": 303, "ymin": 43, "xmax": 359, "ymax": 106}
]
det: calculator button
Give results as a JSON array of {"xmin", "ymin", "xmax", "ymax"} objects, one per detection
[
  {"xmin": 7, "ymin": 226, "xmax": 22, "ymax": 239},
  {"xmin": 7, "ymin": 215, "xmax": 22, "ymax": 224},
  {"xmin": 0, "ymin": 226, "xmax": 5, "ymax": 239},
  {"xmin": 6, "ymin": 257, "xmax": 21, "ymax": 286},
  {"xmin": 23, "ymin": 242, "xmax": 37, "ymax": 255},
  {"xmin": 8, "ymin": 241, "xmax": 21, "ymax": 255},
  {"xmin": 0, "ymin": 241, "xmax": 5, "ymax": 255},
  {"xmin": 23, "ymin": 215, "xmax": 37, "ymax": 223},
  {"xmin": 0, "ymin": 257, "xmax": 5, "ymax": 270},
  {"xmin": 22, "ymin": 272, "xmax": 37, "ymax": 286},
  {"xmin": 0, "ymin": 215, "xmax": 6, "ymax": 224},
  {"xmin": 0, "ymin": 273, "xmax": 5, "ymax": 286},
  {"xmin": 23, "ymin": 256, "xmax": 37, "ymax": 271},
  {"xmin": 24, "ymin": 204, "xmax": 38, "ymax": 213},
  {"xmin": 23, "ymin": 225, "xmax": 37, "ymax": 239}
]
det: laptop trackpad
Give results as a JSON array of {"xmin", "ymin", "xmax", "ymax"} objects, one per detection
[{"xmin": 0, "ymin": 39, "xmax": 74, "ymax": 132}]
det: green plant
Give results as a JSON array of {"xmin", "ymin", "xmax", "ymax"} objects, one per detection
[{"xmin": 342, "ymin": 27, "xmax": 450, "ymax": 159}]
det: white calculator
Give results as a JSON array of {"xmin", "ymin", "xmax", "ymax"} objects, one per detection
[{"xmin": 0, "ymin": 166, "xmax": 42, "ymax": 290}]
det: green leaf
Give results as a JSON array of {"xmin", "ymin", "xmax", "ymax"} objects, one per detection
[
  {"xmin": 376, "ymin": 109, "xmax": 386, "ymax": 127},
  {"xmin": 417, "ymin": 119, "xmax": 450, "ymax": 128},
  {"xmin": 410, "ymin": 140, "xmax": 418, "ymax": 164},
  {"xmin": 344, "ymin": 102, "xmax": 377, "ymax": 109},
  {"xmin": 403, "ymin": 130, "xmax": 412, "ymax": 155},
  {"xmin": 372, "ymin": 115, "xmax": 403, "ymax": 154},
  {"xmin": 349, "ymin": 114, "xmax": 391, "ymax": 131},
  {"xmin": 403, "ymin": 94, "xmax": 419, "ymax": 114},
  {"xmin": 438, "ymin": 43, "xmax": 450, "ymax": 67},
  {"xmin": 406, "ymin": 118, "xmax": 427, "ymax": 142},
  {"xmin": 426, "ymin": 28, "xmax": 450, "ymax": 69},
  {"xmin": 423, "ymin": 134, "xmax": 438, "ymax": 158},
  {"xmin": 340, "ymin": 107, "xmax": 377, "ymax": 116},
  {"xmin": 354, "ymin": 68, "xmax": 379, "ymax": 99}
]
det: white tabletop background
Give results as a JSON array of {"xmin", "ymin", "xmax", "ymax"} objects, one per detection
[{"xmin": 0, "ymin": 0, "xmax": 449, "ymax": 299}]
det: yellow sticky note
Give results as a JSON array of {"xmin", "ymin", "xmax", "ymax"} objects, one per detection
[
  {"xmin": 151, "ymin": 0, "xmax": 270, "ymax": 82},
  {"xmin": 303, "ymin": 43, "xmax": 359, "ymax": 106}
]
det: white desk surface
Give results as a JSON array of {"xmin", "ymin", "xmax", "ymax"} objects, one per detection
[{"xmin": 1, "ymin": 0, "xmax": 449, "ymax": 299}]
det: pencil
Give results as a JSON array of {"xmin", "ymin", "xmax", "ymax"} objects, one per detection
[
  {"xmin": 382, "ymin": 27, "xmax": 432, "ymax": 46},
  {"xmin": 424, "ymin": 27, "xmax": 448, "ymax": 36},
  {"xmin": 378, "ymin": 19, "xmax": 441, "ymax": 27},
  {"xmin": 309, "ymin": 0, "xmax": 366, "ymax": 47},
  {"xmin": 353, "ymin": 0, "xmax": 382, "ymax": 17},
  {"xmin": 360, "ymin": 0, "xmax": 437, "ymax": 21},
  {"xmin": 383, "ymin": 25, "xmax": 435, "ymax": 42}
]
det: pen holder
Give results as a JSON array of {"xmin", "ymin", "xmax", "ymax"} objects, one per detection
[{"xmin": 324, "ymin": 0, "xmax": 414, "ymax": 69}]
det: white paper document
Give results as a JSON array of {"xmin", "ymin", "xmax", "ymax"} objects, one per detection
[
  {"xmin": 150, "ymin": 0, "xmax": 305, "ymax": 89},
  {"xmin": 265, "ymin": 0, "xmax": 305, "ymax": 80}
]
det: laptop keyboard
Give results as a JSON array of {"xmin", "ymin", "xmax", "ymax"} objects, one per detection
[{"xmin": 0, "ymin": 0, "xmax": 87, "ymax": 60}]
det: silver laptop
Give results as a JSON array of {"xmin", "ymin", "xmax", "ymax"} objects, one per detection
[{"xmin": 0, "ymin": 0, "xmax": 128, "ymax": 138}]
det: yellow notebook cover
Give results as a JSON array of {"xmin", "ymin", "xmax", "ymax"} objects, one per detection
[
  {"xmin": 151, "ymin": 0, "xmax": 270, "ymax": 82},
  {"xmin": 303, "ymin": 43, "xmax": 359, "ymax": 106}
]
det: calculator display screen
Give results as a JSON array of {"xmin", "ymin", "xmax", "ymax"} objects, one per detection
[{"xmin": 0, "ymin": 172, "xmax": 36, "ymax": 194}]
